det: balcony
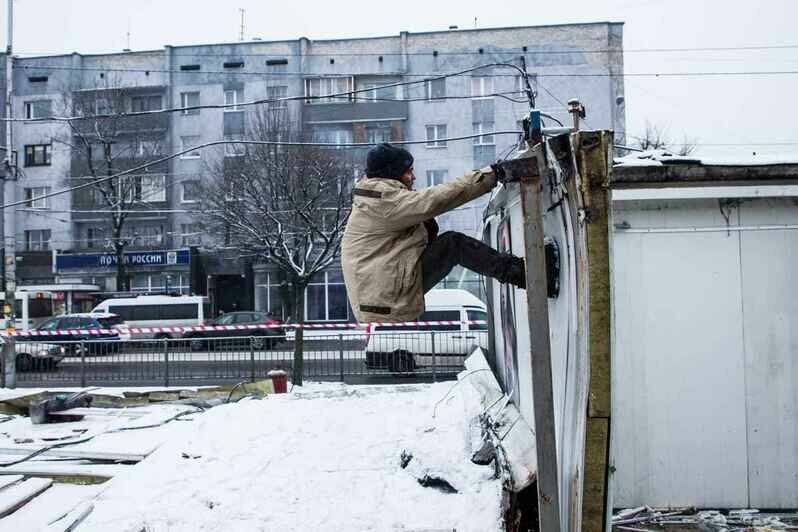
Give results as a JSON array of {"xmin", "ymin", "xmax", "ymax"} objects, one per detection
[{"xmin": 303, "ymin": 100, "xmax": 408, "ymax": 125}]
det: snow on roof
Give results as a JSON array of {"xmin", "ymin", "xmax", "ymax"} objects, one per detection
[
  {"xmin": 67, "ymin": 382, "xmax": 504, "ymax": 531},
  {"xmin": 615, "ymin": 149, "xmax": 798, "ymax": 168}
]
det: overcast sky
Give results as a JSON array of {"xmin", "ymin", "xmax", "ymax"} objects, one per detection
[{"xmin": 3, "ymin": 0, "xmax": 797, "ymax": 159}]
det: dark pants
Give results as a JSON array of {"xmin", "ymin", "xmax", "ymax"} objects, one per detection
[{"xmin": 421, "ymin": 231, "xmax": 515, "ymax": 292}]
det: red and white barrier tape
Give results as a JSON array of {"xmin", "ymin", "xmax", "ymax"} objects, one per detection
[{"xmin": 3, "ymin": 320, "xmax": 488, "ymax": 337}]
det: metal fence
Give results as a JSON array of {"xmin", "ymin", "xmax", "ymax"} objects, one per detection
[{"xmin": 2, "ymin": 330, "xmax": 489, "ymax": 387}]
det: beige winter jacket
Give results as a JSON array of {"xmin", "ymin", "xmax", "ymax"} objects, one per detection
[{"xmin": 342, "ymin": 170, "xmax": 494, "ymax": 323}]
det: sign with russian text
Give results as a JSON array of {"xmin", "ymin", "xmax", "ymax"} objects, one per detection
[{"xmin": 56, "ymin": 249, "xmax": 190, "ymax": 270}]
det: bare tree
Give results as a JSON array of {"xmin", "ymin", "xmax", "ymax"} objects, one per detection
[
  {"xmin": 199, "ymin": 108, "xmax": 354, "ymax": 385},
  {"xmin": 634, "ymin": 121, "xmax": 697, "ymax": 156},
  {"xmin": 55, "ymin": 81, "xmax": 168, "ymax": 292}
]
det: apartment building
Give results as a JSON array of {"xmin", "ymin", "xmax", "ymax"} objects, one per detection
[{"xmin": 4, "ymin": 22, "xmax": 625, "ymax": 320}]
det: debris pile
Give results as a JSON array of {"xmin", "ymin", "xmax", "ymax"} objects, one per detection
[{"xmin": 613, "ymin": 506, "xmax": 798, "ymax": 531}]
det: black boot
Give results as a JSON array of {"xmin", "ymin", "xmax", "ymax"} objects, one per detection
[{"xmin": 495, "ymin": 254, "xmax": 526, "ymax": 289}]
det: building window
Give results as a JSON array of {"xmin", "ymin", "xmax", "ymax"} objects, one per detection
[
  {"xmin": 130, "ymin": 95, "xmax": 162, "ymax": 112},
  {"xmin": 180, "ymin": 92, "xmax": 200, "ymax": 115},
  {"xmin": 311, "ymin": 127, "xmax": 352, "ymax": 149},
  {"xmin": 224, "ymin": 134, "xmax": 245, "ymax": 157},
  {"xmin": 24, "ymin": 187, "xmax": 51, "ymax": 209},
  {"xmin": 425, "ymin": 78, "xmax": 446, "ymax": 100},
  {"xmin": 24, "ymin": 144, "xmax": 52, "ymax": 167},
  {"xmin": 25, "ymin": 229, "xmax": 51, "ymax": 251},
  {"xmin": 224, "ymin": 88, "xmax": 244, "ymax": 111},
  {"xmin": 256, "ymin": 273, "xmax": 286, "ymax": 321},
  {"xmin": 123, "ymin": 175, "xmax": 166, "ymax": 203},
  {"xmin": 132, "ymin": 273, "xmax": 189, "ymax": 295},
  {"xmin": 24, "ymin": 100, "xmax": 52, "ymax": 119},
  {"xmin": 124, "ymin": 225, "xmax": 164, "ymax": 247},
  {"xmin": 305, "ymin": 77, "xmax": 353, "ymax": 104},
  {"xmin": 425, "ymin": 124, "xmax": 447, "ymax": 148},
  {"xmin": 305, "ymin": 271, "xmax": 348, "ymax": 321},
  {"xmin": 86, "ymin": 226, "xmax": 105, "ymax": 249},
  {"xmin": 181, "ymin": 181, "xmax": 201, "ymax": 203},
  {"xmin": 473, "ymin": 122, "xmax": 495, "ymax": 145},
  {"xmin": 426, "ymin": 170, "xmax": 448, "ymax": 187},
  {"xmin": 180, "ymin": 136, "xmax": 201, "ymax": 159},
  {"xmin": 139, "ymin": 175, "xmax": 167, "ymax": 202},
  {"xmin": 364, "ymin": 123, "xmax": 393, "ymax": 144},
  {"xmin": 266, "ymin": 58, "xmax": 288, "ymax": 73},
  {"xmin": 180, "ymin": 223, "xmax": 202, "ymax": 246},
  {"xmin": 136, "ymin": 140, "xmax": 160, "ymax": 157},
  {"xmin": 266, "ymin": 86, "xmax": 288, "ymax": 109},
  {"xmin": 358, "ymin": 82, "xmax": 397, "ymax": 102},
  {"xmin": 471, "ymin": 76, "xmax": 494, "ymax": 99}
]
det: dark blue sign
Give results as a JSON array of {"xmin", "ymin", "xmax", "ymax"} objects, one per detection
[{"xmin": 56, "ymin": 249, "xmax": 191, "ymax": 270}]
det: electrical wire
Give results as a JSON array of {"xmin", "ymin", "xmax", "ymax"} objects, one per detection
[
  {"xmin": 5, "ymin": 62, "xmax": 532, "ymax": 123},
  {"xmin": 0, "ymin": 407, "xmax": 202, "ymax": 467},
  {"xmin": 13, "ymin": 43, "xmax": 798, "ymax": 58},
  {"xmin": 0, "ymin": 132, "xmax": 524, "ymax": 211},
  {"xmin": 13, "ymin": 61, "xmax": 798, "ymax": 81}
]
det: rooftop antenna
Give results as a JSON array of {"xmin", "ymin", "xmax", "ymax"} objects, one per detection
[
  {"xmin": 124, "ymin": 21, "xmax": 131, "ymax": 52},
  {"xmin": 239, "ymin": 8, "xmax": 245, "ymax": 41}
]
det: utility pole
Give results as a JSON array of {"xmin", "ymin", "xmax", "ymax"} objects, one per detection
[
  {"xmin": 239, "ymin": 9, "xmax": 245, "ymax": 41},
  {"xmin": 3, "ymin": 0, "xmax": 17, "ymax": 386}
]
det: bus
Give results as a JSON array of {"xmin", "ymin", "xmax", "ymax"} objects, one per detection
[
  {"xmin": 91, "ymin": 295, "xmax": 209, "ymax": 339},
  {"xmin": 0, "ymin": 290, "xmax": 56, "ymax": 331}
]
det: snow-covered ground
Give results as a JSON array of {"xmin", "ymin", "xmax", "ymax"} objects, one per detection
[{"xmin": 11, "ymin": 381, "xmax": 504, "ymax": 531}]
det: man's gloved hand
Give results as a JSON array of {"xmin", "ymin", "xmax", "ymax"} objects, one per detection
[
  {"xmin": 490, "ymin": 161, "xmax": 508, "ymax": 183},
  {"xmin": 479, "ymin": 166, "xmax": 498, "ymax": 188}
]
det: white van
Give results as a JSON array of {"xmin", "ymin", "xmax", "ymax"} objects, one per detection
[
  {"xmin": 364, "ymin": 288, "xmax": 489, "ymax": 373},
  {"xmin": 91, "ymin": 295, "xmax": 209, "ymax": 339}
]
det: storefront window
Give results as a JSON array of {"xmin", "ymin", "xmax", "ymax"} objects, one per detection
[
  {"xmin": 255, "ymin": 273, "xmax": 285, "ymax": 320},
  {"xmin": 305, "ymin": 271, "xmax": 349, "ymax": 322},
  {"xmin": 131, "ymin": 273, "xmax": 189, "ymax": 294},
  {"xmin": 306, "ymin": 284, "xmax": 326, "ymax": 321}
]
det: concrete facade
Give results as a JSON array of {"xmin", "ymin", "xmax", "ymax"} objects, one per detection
[{"xmin": 5, "ymin": 22, "xmax": 625, "ymax": 320}]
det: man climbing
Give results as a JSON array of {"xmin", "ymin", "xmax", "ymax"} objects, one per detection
[{"xmin": 342, "ymin": 143, "xmax": 526, "ymax": 323}]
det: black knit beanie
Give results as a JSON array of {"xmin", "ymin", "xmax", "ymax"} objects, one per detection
[{"xmin": 365, "ymin": 143, "xmax": 414, "ymax": 179}]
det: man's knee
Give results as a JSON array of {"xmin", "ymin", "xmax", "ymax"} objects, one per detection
[{"xmin": 437, "ymin": 231, "xmax": 469, "ymax": 247}]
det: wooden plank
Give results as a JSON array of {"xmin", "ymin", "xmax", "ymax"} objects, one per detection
[
  {"xmin": 581, "ymin": 418, "xmax": 609, "ymax": 532},
  {"xmin": 48, "ymin": 407, "xmax": 150, "ymax": 418},
  {"xmin": 0, "ymin": 463, "xmax": 122, "ymax": 483},
  {"xmin": 43, "ymin": 502, "xmax": 94, "ymax": 532},
  {"xmin": 575, "ymin": 131, "xmax": 613, "ymax": 532},
  {"xmin": 3, "ymin": 486, "xmax": 100, "ymax": 531},
  {"xmin": 578, "ymin": 131, "xmax": 612, "ymax": 418},
  {"xmin": 519, "ymin": 144, "xmax": 562, "ymax": 532},
  {"xmin": 0, "ymin": 477, "xmax": 53, "ymax": 517},
  {"xmin": 0, "ymin": 447, "xmax": 147, "ymax": 462},
  {"xmin": 612, "ymin": 162, "xmax": 798, "ymax": 187},
  {"xmin": 0, "ymin": 475, "xmax": 23, "ymax": 491}
]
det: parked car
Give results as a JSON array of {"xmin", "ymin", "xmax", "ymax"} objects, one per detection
[
  {"xmin": 20, "ymin": 313, "xmax": 130, "ymax": 355},
  {"xmin": 0, "ymin": 336, "xmax": 65, "ymax": 371},
  {"xmin": 183, "ymin": 311, "xmax": 284, "ymax": 351},
  {"xmin": 365, "ymin": 289, "xmax": 489, "ymax": 373}
]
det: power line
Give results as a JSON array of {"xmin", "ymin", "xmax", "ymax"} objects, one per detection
[
  {"xmin": 12, "ymin": 43, "xmax": 798, "ymax": 58},
  {"xmin": 18, "ymin": 208, "xmax": 211, "ymax": 214},
  {"xmin": 4, "ymin": 62, "xmax": 531, "ymax": 123},
  {"xmin": 13, "ymin": 62, "xmax": 798, "ymax": 80},
  {"xmin": 11, "ymin": 62, "xmax": 529, "ymax": 78},
  {"xmin": 0, "ymin": 132, "xmax": 524, "ymax": 211}
]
